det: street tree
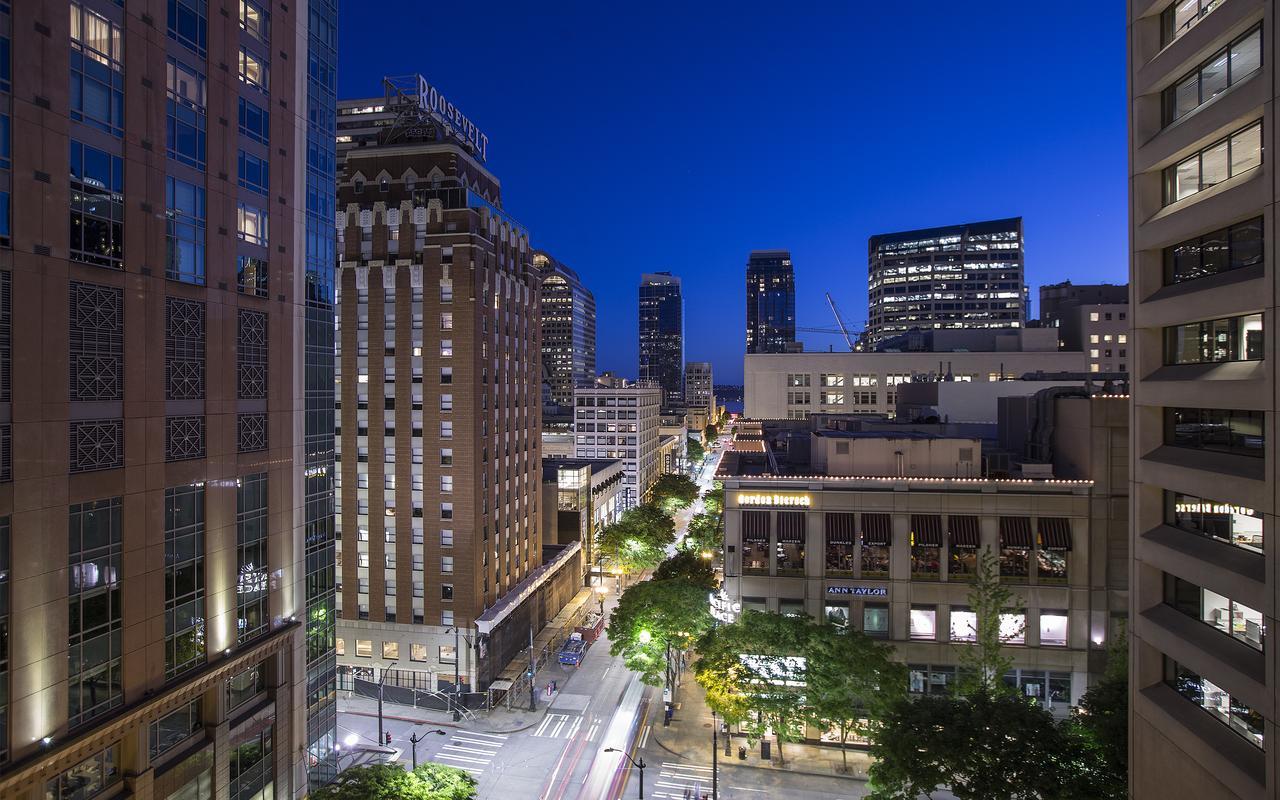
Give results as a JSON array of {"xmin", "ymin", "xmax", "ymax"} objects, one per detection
[
  {"xmin": 677, "ymin": 512, "xmax": 721, "ymax": 556},
  {"xmin": 704, "ymin": 422, "xmax": 719, "ymax": 440},
  {"xmin": 702, "ymin": 484, "xmax": 724, "ymax": 517},
  {"xmin": 804, "ymin": 625, "xmax": 906, "ymax": 773},
  {"xmin": 310, "ymin": 763, "xmax": 476, "ymax": 800},
  {"xmin": 652, "ymin": 550, "xmax": 717, "ymax": 589},
  {"xmin": 608, "ymin": 577, "xmax": 713, "ymax": 687},
  {"xmin": 651, "ymin": 473, "xmax": 699, "ymax": 513},
  {"xmin": 687, "ymin": 437, "xmax": 706, "ymax": 463},
  {"xmin": 695, "ymin": 610, "xmax": 811, "ymax": 763},
  {"xmin": 956, "ymin": 547, "xmax": 1024, "ymax": 696},
  {"xmin": 596, "ymin": 505, "xmax": 676, "ymax": 576},
  {"xmin": 1068, "ymin": 630, "xmax": 1128, "ymax": 798}
]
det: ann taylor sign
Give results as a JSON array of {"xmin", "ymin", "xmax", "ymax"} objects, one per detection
[
  {"xmin": 827, "ymin": 586, "xmax": 888, "ymax": 597},
  {"xmin": 413, "ymin": 75, "xmax": 489, "ymax": 162}
]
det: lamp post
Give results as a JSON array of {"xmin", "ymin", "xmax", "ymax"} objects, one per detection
[
  {"xmin": 445, "ymin": 627, "xmax": 463, "ymax": 721},
  {"xmin": 711, "ymin": 710, "xmax": 719, "ymax": 800},
  {"xmin": 408, "ymin": 728, "xmax": 446, "ymax": 770},
  {"xmin": 595, "ymin": 584, "xmax": 608, "ymax": 618},
  {"xmin": 603, "ymin": 748, "xmax": 646, "ymax": 799},
  {"xmin": 377, "ymin": 661, "xmax": 397, "ymax": 746}
]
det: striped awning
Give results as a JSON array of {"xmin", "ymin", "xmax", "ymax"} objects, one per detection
[
  {"xmin": 743, "ymin": 510, "xmax": 770, "ymax": 541},
  {"xmin": 948, "ymin": 515, "xmax": 980, "ymax": 549},
  {"xmin": 777, "ymin": 511, "xmax": 806, "ymax": 543},
  {"xmin": 910, "ymin": 514, "xmax": 942, "ymax": 547},
  {"xmin": 825, "ymin": 513, "xmax": 856, "ymax": 545},
  {"xmin": 861, "ymin": 513, "xmax": 892, "ymax": 547},
  {"xmin": 999, "ymin": 516, "xmax": 1033, "ymax": 549},
  {"xmin": 1038, "ymin": 517, "xmax": 1073, "ymax": 551}
]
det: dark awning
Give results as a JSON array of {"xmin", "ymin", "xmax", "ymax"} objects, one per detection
[
  {"xmin": 948, "ymin": 515, "xmax": 980, "ymax": 548},
  {"xmin": 1038, "ymin": 517, "xmax": 1073, "ymax": 550},
  {"xmin": 910, "ymin": 514, "xmax": 942, "ymax": 547},
  {"xmin": 861, "ymin": 513, "xmax": 892, "ymax": 547},
  {"xmin": 825, "ymin": 513, "xmax": 856, "ymax": 545},
  {"xmin": 743, "ymin": 510, "xmax": 770, "ymax": 541},
  {"xmin": 777, "ymin": 511, "xmax": 806, "ymax": 543},
  {"xmin": 999, "ymin": 516, "xmax": 1033, "ymax": 549}
]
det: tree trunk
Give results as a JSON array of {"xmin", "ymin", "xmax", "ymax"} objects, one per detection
[
  {"xmin": 840, "ymin": 733, "xmax": 849, "ymax": 772},
  {"xmin": 774, "ymin": 733, "xmax": 785, "ymax": 764}
]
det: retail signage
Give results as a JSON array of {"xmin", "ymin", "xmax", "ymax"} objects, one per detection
[
  {"xmin": 414, "ymin": 75, "xmax": 489, "ymax": 161},
  {"xmin": 709, "ymin": 589, "xmax": 741, "ymax": 624},
  {"xmin": 736, "ymin": 492, "xmax": 811, "ymax": 508},
  {"xmin": 826, "ymin": 585, "xmax": 888, "ymax": 596},
  {"xmin": 1174, "ymin": 501, "xmax": 1255, "ymax": 517}
]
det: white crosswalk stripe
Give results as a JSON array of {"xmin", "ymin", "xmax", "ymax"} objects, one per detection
[
  {"xmin": 651, "ymin": 762, "xmax": 715, "ymax": 799},
  {"xmin": 430, "ymin": 730, "xmax": 506, "ymax": 776},
  {"xmin": 532, "ymin": 712, "xmax": 584, "ymax": 739}
]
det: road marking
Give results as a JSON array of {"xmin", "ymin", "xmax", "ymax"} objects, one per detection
[
  {"xmin": 730, "ymin": 787, "xmax": 769, "ymax": 793},
  {"xmin": 458, "ymin": 730, "xmax": 508, "ymax": 740},
  {"xmin": 640, "ymin": 723, "xmax": 651, "ymax": 748},
  {"xmin": 567, "ymin": 715, "xmax": 583, "ymax": 739},
  {"xmin": 550, "ymin": 715, "xmax": 568, "ymax": 737},
  {"xmin": 432, "ymin": 752, "xmax": 491, "ymax": 765},
  {"xmin": 586, "ymin": 722, "xmax": 599, "ymax": 741},
  {"xmin": 440, "ymin": 744, "xmax": 499, "ymax": 757},
  {"xmin": 533, "ymin": 714, "xmax": 556, "ymax": 737},
  {"xmin": 450, "ymin": 735, "xmax": 504, "ymax": 748}
]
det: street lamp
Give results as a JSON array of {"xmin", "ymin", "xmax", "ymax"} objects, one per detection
[
  {"xmin": 377, "ymin": 661, "xmax": 397, "ymax": 746},
  {"xmin": 603, "ymin": 747, "xmax": 647, "ymax": 799},
  {"xmin": 710, "ymin": 710, "xmax": 720, "ymax": 800},
  {"xmin": 445, "ymin": 627, "xmax": 465, "ymax": 721},
  {"xmin": 408, "ymin": 728, "xmax": 446, "ymax": 770},
  {"xmin": 595, "ymin": 584, "xmax": 608, "ymax": 617}
]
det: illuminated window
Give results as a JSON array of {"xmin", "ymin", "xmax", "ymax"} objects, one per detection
[
  {"xmin": 239, "ymin": 0, "xmax": 269, "ymax": 42},
  {"xmin": 237, "ymin": 202, "xmax": 268, "ymax": 246},
  {"xmin": 355, "ymin": 640, "xmax": 372, "ymax": 657},
  {"xmin": 382, "ymin": 641, "xmax": 399, "ymax": 660},
  {"xmin": 238, "ymin": 47, "xmax": 268, "ymax": 92},
  {"xmin": 1164, "ymin": 121, "xmax": 1262, "ymax": 205}
]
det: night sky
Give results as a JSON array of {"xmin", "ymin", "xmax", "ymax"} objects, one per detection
[{"xmin": 337, "ymin": 2, "xmax": 1128, "ymax": 383}]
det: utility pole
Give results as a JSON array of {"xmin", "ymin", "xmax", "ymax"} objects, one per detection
[
  {"xmin": 450, "ymin": 626, "xmax": 462, "ymax": 721},
  {"xmin": 528, "ymin": 624, "xmax": 536, "ymax": 711},
  {"xmin": 711, "ymin": 710, "xmax": 719, "ymax": 800},
  {"xmin": 376, "ymin": 661, "xmax": 397, "ymax": 746}
]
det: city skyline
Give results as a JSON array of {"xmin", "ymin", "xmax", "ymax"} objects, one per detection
[{"xmin": 337, "ymin": 1, "xmax": 1127, "ymax": 382}]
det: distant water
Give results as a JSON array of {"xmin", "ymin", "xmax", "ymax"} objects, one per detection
[{"xmin": 723, "ymin": 399, "xmax": 743, "ymax": 414}]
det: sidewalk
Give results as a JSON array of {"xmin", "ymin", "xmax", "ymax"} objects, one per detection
[{"xmin": 649, "ymin": 666, "xmax": 875, "ymax": 782}]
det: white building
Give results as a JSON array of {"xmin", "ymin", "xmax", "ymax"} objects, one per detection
[{"xmin": 573, "ymin": 382, "xmax": 662, "ymax": 508}]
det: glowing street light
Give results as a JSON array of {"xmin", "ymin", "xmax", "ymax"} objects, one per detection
[{"xmin": 638, "ymin": 629, "xmax": 652, "ymax": 644}]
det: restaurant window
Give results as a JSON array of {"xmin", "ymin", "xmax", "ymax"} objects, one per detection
[
  {"xmin": 1163, "ymin": 121, "xmax": 1262, "ymax": 205},
  {"xmin": 908, "ymin": 665, "xmax": 955, "ymax": 696},
  {"xmin": 1165, "ymin": 574, "xmax": 1264, "ymax": 651},
  {"xmin": 1166, "ymin": 657, "xmax": 1264, "ymax": 748},
  {"xmin": 1162, "ymin": 26, "xmax": 1261, "ymax": 127},
  {"xmin": 909, "ymin": 605, "xmax": 937, "ymax": 640},
  {"xmin": 1036, "ymin": 517, "xmax": 1071, "ymax": 584},
  {"xmin": 779, "ymin": 598, "xmax": 807, "ymax": 618},
  {"xmin": 740, "ymin": 596, "xmax": 768, "ymax": 613},
  {"xmin": 1165, "ymin": 407, "xmax": 1264, "ymax": 457},
  {"xmin": 776, "ymin": 511, "xmax": 805, "ymax": 576},
  {"xmin": 45, "ymin": 742, "xmax": 120, "ymax": 800},
  {"xmin": 998, "ymin": 517, "xmax": 1032, "ymax": 580},
  {"xmin": 860, "ymin": 513, "xmax": 890, "ymax": 578},
  {"xmin": 1168, "ymin": 491, "xmax": 1263, "ymax": 553},
  {"xmin": 825, "ymin": 513, "xmax": 856, "ymax": 576},
  {"xmin": 910, "ymin": 514, "xmax": 941, "ymax": 579},
  {"xmin": 1000, "ymin": 611, "xmax": 1026, "ymax": 645},
  {"xmin": 1164, "ymin": 217, "xmax": 1263, "ymax": 286},
  {"xmin": 950, "ymin": 607, "xmax": 977, "ymax": 642},
  {"xmin": 947, "ymin": 516, "xmax": 980, "ymax": 580},
  {"xmin": 825, "ymin": 601, "xmax": 849, "ymax": 629},
  {"xmin": 1165, "ymin": 313, "xmax": 1264, "ymax": 365},
  {"xmin": 1004, "ymin": 670, "xmax": 1072, "ymax": 706},
  {"xmin": 1039, "ymin": 610, "xmax": 1068, "ymax": 647},
  {"xmin": 863, "ymin": 603, "xmax": 889, "ymax": 638},
  {"xmin": 742, "ymin": 511, "xmax": 770, "ymax": 575}
]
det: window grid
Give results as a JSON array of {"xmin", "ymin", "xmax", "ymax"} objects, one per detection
[
  {"xmin": 165, "ymin": 485, "xmax": 206, "ymax": 679},
  {"xmin": 237, "ymin": 474, "xmax": 269, "ymax": 643},
  {"xmin": 68, "ymin": 498, "xmax": 124, "ymax": 728}
]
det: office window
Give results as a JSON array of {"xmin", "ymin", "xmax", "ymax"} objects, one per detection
[
  {"xmin": 165, "ymin": 59, "xmax": 206, "ymax": 170},
  {"xmin": 1168, "ymin": 491, "xmax": 1263, "ymax": 553},
  {"xmin": 909, "ymin": 606, "xmax": 937, "ymax": 640},
  {"xmin": 68, "ymin": 498, "xmax": 124, "ymax": 728},
  {"xmin": 1166, "ymin": 574, "xmax": 1264, "ymax": 651},
  {"xmin": 149, "ymin": 699, "xmax": 201, "ymax": 761},
  {"xmin": 441, "ymin": 556, "xmax": 454, "ymax": 574},
  {"xmin": 1165, "ymin": 313, "xmax": 1263, "ymax": 364},
  {"xmin": 355, "ymin": 640, "xmax": 372, "ymax": 657},
  {"xmin": 238, "ymin": 151, "xmax": 269, "ymax": 195},
  {"xmin": 1165, "ymin": 217, "xmax": 1262, "ymax": 286},
  {"xmin": 238, "ymin": 255, "xmax": 268, "ymax": 297},
  {"xmin": 0, "ymin": 518, "xmax": 7, "ymax": 761},
  {"xmin": 1166, "ymin": 657, "xmax": 1264, "ymax": 748},
  {"xmin": 1164, "ymin": 121, "xmax": 1262, "ymax": 205},
  {"xmin": 165, "ymin": 177, "xmax": 206, "ymax": 285},
  {"xmin": 950, "ymin": 607, "xmax": 977, "ymax": 642},
  {"xmin": 164, "ymin": 485, "xmax": 206, "ymax": 679},
  {"xmin": 1165, "ymin": 407, "xmax": 1264, "ymax": 457},
  {"xmin": 441, "ymin": 421, "xmax": 453, "ymax": 438},
  {"xmin": 382, "ymin": 641, "xmax": 399, "ymax": 660},
  {"xmin": 226, "ymin": 663, "xmax": 265, "ymax": 713},
  {"xmin": 441, "ymin": 312, "xmax": 453, "ymax": 330},
  {"xmin": 441, "ymin": 584, "xmax": 453, "ymax": 601},
  {"xmin": 1162, "ymin": 0, "xmax": 1227, "ymax": 47},
  {"xmin": 237, "ymin": 202, "xmax": 268, "ymax": 246},
  {"xmin": 168, "ymin": 0, "xmax": 207, "ymax": 55},
  {"xmin": 238, "ymin": 47, "xmax": 268, "ymax": 92},
  {"xmin": 908, "ymin": 665, "xmax": 956, "ymax": 696},
  {"xmin": 410, "ymin": 643, "xmax": 428, "ymax": 662},
  {"xmin": 239, "ymin": 0, "xmax": 269, "ymax": 42},
  {"xmin": 1039, "ymin": 611, "xmax": 1068, "ymax": 647},
  {"xmin": 439, "ymin": 645, "xmax": 457, "ymax": 663},
  {"xmin": 863, "ymin": 603, "xmax": 889, "ymax": 638},
  {"xmin": 236, "ymin": 473, "xmax": 268, "ymax": 643},
  {"xmin": 70, "ymin": 2, "xmax": 125, "ymax": 136},
  {"xmin": 441, "ymin": 503, "xmax": 453, "ymax": 520},
  {"xmin": 1000, "ymin": 611, "xmax": 1026, "ymax": 645},
  {"xmin": 69, "ymin": 141, "xmax": 124, "ymax": 269},
  {"xmin": 440, "ymin": 476, "xmax": 453, "ymax": 493},
  {"xmin": 441, "ymin": 367, "xmax": 453, "ymax": 384},
  {"xmin": 1163, "ymin": 27, "xmax": 1261, "ymax": 126},
  {"xmin": 229, "ymin": 724, "xmax": 273, "ymax": 800},
  {"xmin": 440, "ymin": 339, "xmax": 453, "ymax": 357},
  {"xmin": 45, "ymin": 744, "xmax": 120, "ymax": 800},
  {"xmin": 238, "ymin": 97, "xmax": 269, "ymax": 145}
]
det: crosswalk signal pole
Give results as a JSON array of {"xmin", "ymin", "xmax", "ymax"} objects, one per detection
[{"xmin": 528, "ymin": 624, "xmax": 536, "ymax": 711}]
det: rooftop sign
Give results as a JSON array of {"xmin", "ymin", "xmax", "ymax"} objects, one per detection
[
  {"xmin": 737, "ymin": 492, "xmax": 811, "ymax": 507},
  {"xmin": 413, "ymin": 75, "xmax": 488, "ymax": 162}
]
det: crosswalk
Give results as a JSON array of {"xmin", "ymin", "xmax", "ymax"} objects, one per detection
[
  {"xmin": 652, "ymin": 761, "xmax": 715, "ymax": 799},
  {"xmin": 532, "ymin": 712, "xmax": 595, "ymax": 740},
  {"xmin": 429, "ymin": 730, "xmax": 507, "ymax": 776}
]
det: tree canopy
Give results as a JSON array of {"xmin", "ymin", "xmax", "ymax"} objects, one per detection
[
  {"xmin": 1069, "ymin": 631, "xmax": 1128, "ymax": 799},
  {"xmin": 652, "ymin": 550, "xmax": 717, "ymax": 588},
  {"xmin": 608, "ymin": 577, "xmax": 713, "ymax": 686},
  {"xmin": 651, "ymin": 473, "xmax": 700, "ymax": 513},
  {"xmin": 311, "ymin": 763, "xmax": 476, "ymax": 800},
  {"xmin": 596, "ymin": 505, "xmax": 676, "ymax": 575},
  {"xmin": 679, "ymin": 512, "xmax": 722, "ymax": 556},
  {"xmin": 702, "ymin": 484, "xmax": 724, "ymax": 517},
  {"xmin": 686, "ymin": 437, "xmax": 706, "ymax": 463},
  {"xmin": 956, "ymin": 548, "xmax": 1024, "ymax": 696},
  {"xmin": 805, "ymin": 625, "xmax": 906, "ymax": 772}
]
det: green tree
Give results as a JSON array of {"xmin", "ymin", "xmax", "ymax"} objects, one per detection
[
  {"xmin": 956, "ymin": 548, "xmax": 1024, "ymax": 696},
  {"xmin": 804, "ymin": 625, "xmax": 906, "ymax": 773},
  {"xmin": 311, "ymin": 762, "xmax": 476, "ymax": 800},
  {"xmin": 1068, "ymin": 630, "xmax": 1127, "ymax": 799},
  {"xmin": 651, "ymin": 473, "xmax": 699, "ymax": 513},
  {"xmin": 695, "ymin": 610, "xmax": 811, "ymax": 763},
  {"xmin": 678, "ymin": 512, "xmax": 721, "ymax": 556},
  {"xmin": 702, "ymin": 484, "xmax": 725, "ymax": 517},
  {"xmin": 652, "ymin": 550, "xmax": 717, "ymax": 588},
  {"xmin": 608, "ymin": 578, "xmax": 713, "ymax": 687},
  {"xmin": 596, "ymin": 505, "xmax": 676, "ymax": 576},
  {"xmin": 867, "ymin": 690, "xmax": 1066, "ymax": 800},
  {"xmin": 705, "ymin": 422, "xmax": 719, "ymax": 440},
  {"xmin": 687, "ymin": 437, "xmax": 706, "ymax": 463}
]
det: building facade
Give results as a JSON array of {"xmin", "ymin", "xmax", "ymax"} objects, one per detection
[
  {"xmin": 1066, "ymin": 304, "xmax": 1132, "ymax": 374},
  {"xmin": 867, "ymin": 218, "xmax": 1026, "ymax": 346},
  {"xmin": 573, "ymin": 383, "xmax": 662, "ymax": 510},
  {"xmin": 1039, "ymin": 282, "xmax": 1130, "ymax": 331},
  {"xmin": 639, "ymin": 272, "xmax": 684, "ymax": 409},
  {"xmin": 744, "ymin": 350, "xmax": 1086, "ymax": 420},
  {"xmin": 333, "ymin": 83, "xmax": 542, "ymax": 697},
  {"xmin": 540, "ymin": 458, "xmax": 624, "ymax": 583},
  {"xmin": 536, "ymin": 250, "xmax": 596, "ymax": 412},
  {"xmin": 0, "ymin": 0, "xmax": 339, "ymax": 797},
  {"xmin": 1129, "ymin": 2, "xmax": 1272, "ymax": 797},
  {"xmin": 685, "ymin": 361, "xmax": 715, "ymax": 430},
  {"xmin": 746, "ymin": 250, "xmax": 796, "ymax": 354}
]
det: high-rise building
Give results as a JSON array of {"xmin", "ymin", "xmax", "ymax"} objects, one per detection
[
  {"xmin": 333, "ymin": 77, "xmax": 552, "ymax": 696},
  {"xmin": 685, "ymin": 361, "xmax": 715, "ymax": 429},
  {"xmin": 867, "ymin": 218, "xmax": 1026, "ymax": 346},
  {"xmin": 573, "ymin": 382, "xmax": 662, "ymax": 509},
  {"xmin": 746, "ymin": 250, "xmax": 796, "ymax": 354},
  {"xmin": 1039, "ymin": 281, "xmax": 1129, "ymax": 329},
  {"xmin": 0, "ymin": 0, "xmax": 339, "ymax": 796},
  {"xmin": 536, "ymin": 250, "xmax": 596, "ymax": 411},
  {"xmin": 639, "ymin": 272, "xmax": 685, "ymax": 409},
  {"xmin": 1128, "ymin": 4, "xmax": 1269, "ymax": 797}
]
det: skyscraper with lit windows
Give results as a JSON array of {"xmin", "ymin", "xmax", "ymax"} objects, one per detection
[
  {"xmin": 746, "ymin": 250, "xmax": 796, "ymax": 354},
  {"xmin": 639, "ymin": 272, "xmax": 685, "ymax": 410}
]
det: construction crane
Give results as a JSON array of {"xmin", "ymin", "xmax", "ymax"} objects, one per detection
[{"xmin": 825, "ymin": 292, "xmax": 857, "ymax": 351}]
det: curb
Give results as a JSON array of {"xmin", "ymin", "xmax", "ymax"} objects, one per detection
[{"xmin": 648, "ymin": 730, "xmax": 871, "ymax": 783}]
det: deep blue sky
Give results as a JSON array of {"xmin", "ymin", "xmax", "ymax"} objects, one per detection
[{"xmin": 338, "ymin": 2, "xmax": 1128, "ymax": 383}]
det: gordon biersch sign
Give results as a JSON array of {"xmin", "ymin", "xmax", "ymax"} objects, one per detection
[{"xmin": 414, "ymin": 75, "xmax": 489, "ymax": 162}]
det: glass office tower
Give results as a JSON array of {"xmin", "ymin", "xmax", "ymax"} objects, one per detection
[
  {"xmin": 746, "ymin": 250, "xmax": 796, "ymax": 354},
  {"xmin": 639, "ymin": 272, "xmax": 685, "ymax": 410}
]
